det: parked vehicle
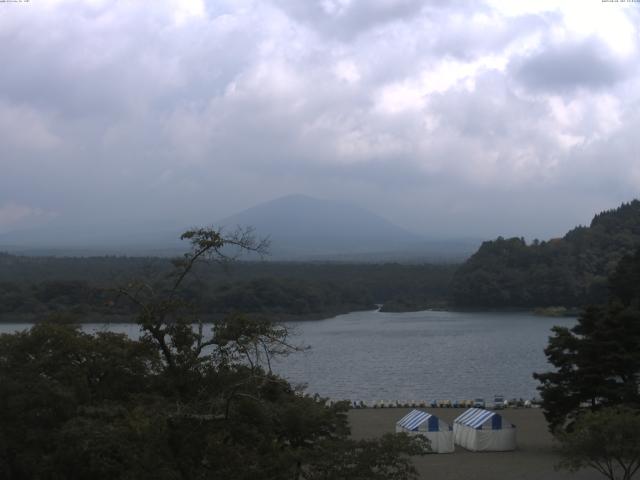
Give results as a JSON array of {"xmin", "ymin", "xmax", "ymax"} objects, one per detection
[
  {"xmin": 493, "ymin": 395, "xmax": 505, "ymax": 409},
  {"xmin": 473, "ymin": 398, "xmax": 485, "ymax": 408}
]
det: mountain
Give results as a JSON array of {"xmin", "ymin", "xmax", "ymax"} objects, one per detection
[
  {"xmin": 0, "ymin": 194, "xmax": 479, "ymax": 261},
  {"xmin": 451, "ymin": 200, "xmax": 640, "ymax": 308},
  {"xmin": 217, "ymin": 194, "xmax": 425, "ymax": 259}
]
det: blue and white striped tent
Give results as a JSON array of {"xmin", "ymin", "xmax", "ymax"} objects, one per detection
[
  {"xmin": 396, "ymin": 410, "xmax": 454, "ymax": 453},
  {"xmin": 453, "ymin": 408, "xmax": 516, "ymax": 452}
]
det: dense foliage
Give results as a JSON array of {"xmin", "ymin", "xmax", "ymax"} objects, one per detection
[
  {"xmin": 0, "ymin": 254, "xmax": 456, "ymax": 320},
  {"xmin": 556, "ymin": 407, "xmax": 640, "ymax": 480},
  {"xmin": 0, "ymin": 228, "xmax": 429, "ymax": 480},
  {"xmin": 452, "ymin": 200, "xmax": 640, "ymax": 308},
  {"xmin": 0, "ymin": 319, "xmax": 429, "ymax": 480},
  {"xmin": 534, "ymin": 247, "xmax": 640, "ymax": 431}
]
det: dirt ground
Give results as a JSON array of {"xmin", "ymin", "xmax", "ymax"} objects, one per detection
[{"xmin": 348, "ymin": 408, "xmax": 602, "ymax": 480}]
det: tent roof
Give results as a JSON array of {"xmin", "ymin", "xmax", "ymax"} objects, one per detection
[
  {"xmin": 397, "ymin": 409, "xmax": 437, "ymax": 430},
  {"xmin": 454, "ymin": 408, "xmax": 507, "ymax": 429}
]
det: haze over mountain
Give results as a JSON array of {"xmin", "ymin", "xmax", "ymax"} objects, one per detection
[
  {"xmin": 218, "ymin": 194, "xmax": 480, "ymax": 261},
  {"xmin": 0, "ymin": 194, "xmax": 480, "ymax": 261},
  {"xmin": 218, "ymin": 194, "xmax": 414, "ymax": 254},
  {"xmin": 0, "ymin": 219, "xmax": 185, "ymax": 256}
]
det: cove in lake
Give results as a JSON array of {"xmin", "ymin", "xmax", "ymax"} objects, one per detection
[{"xmin": 0, "ymin": 309, "xmax": 575, "ymax": 402}]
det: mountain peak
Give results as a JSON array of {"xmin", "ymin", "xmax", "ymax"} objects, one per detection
[{"xmin": 218, "ymin": 195, "xmax": 421, "ymax": 258}]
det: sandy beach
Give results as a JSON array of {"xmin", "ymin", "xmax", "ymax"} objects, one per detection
[{"xmin": 348, "ymin": 408, "xmax": 601, "ymax": 480}]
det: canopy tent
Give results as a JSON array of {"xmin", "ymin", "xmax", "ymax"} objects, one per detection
[
  {"xmin": 453, "ymin": 408, "xmax": 516, "ymax": 452},
  {"xmin": 395, "ymin": 409, "xmax": 454, "ymax": 453}
]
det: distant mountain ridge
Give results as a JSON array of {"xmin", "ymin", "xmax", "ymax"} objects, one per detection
[
  {"xmin": 0, "ymin": 194, "xmax": 479, "ymax": 261},
  {"xmin": 451, "ymin": 200, "xmax": 640, "ymax": 308},
  {"xmin": 217, "ymin": 194, "xmax": 423, "ymax": 258}
]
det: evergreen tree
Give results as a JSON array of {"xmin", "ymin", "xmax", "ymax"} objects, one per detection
[
  {"xmin": 453, "ymin": 200, "xmax": 640, "ymax": 308},
  {"xmin": 534, "ymin": 247, "xmax": 640, "ymax": 431}
]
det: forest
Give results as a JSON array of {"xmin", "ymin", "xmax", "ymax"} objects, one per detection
[
  {"xmin": 0, "ymin": 254, "xmax": 456, "ymax": 322},
  {"xmin": 451, "ymin": 200, "xmax": 640, "ymax": 309}
]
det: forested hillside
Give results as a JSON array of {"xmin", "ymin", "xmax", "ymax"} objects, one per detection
[{"xmin": 451, "ymin": 200, "xmax": 640, "ymax": 308}]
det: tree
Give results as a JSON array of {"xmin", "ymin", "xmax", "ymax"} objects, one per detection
[
  {"xmin": 534, "ymin": 248, "xmax": 640, "ymax": 431},
  {"xmin": 533, "ymin": 304, "xmax": 640, "ymax": 431},
  {"xmin": 302, "ymin": 434, "xmax": 429, "ymax": 480},
  {"xmin": 0, "ymin": 226, "xmax": 428, "ymax": 480},
  {"xmin": 452, "ymin": 200, "xmax": 640, "ymax": 309},
  {"xmin": 116, "ymin": 226, "xmax": 271, "ymax": 376},
  {"xmin": 535, "ymin": 249, "xmax": 640, "ymax": 429},
  {"xmin": 0, "ymin": 323, "xmax": 162, "ymax": 479},
  {"xmin": 557, "ymin": 407, "xmax": 640, "ymax": 480}
]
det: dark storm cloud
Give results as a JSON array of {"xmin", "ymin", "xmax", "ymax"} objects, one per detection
[
  {"xmin": 512, "ymin": 38, "xmax": 631, "ymax": 92},
  {"xmin": 271, "ymin": 0, "xmax": 427, "ymax": 40}
]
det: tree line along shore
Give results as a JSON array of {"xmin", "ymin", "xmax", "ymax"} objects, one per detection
[{"xmin": 1, "ymin": 200, "xmax": 639, "ymax": 323}]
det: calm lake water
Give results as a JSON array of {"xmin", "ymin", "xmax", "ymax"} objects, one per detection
[
  {"xmin": 274, "ymin": 310, "xmax": 575, "ymax": 402},
  {"xmin": 0, "ymin": 310, "xmax": 575, "ymax": 402}
]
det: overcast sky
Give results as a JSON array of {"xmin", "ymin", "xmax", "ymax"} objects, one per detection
[{"xmin": 1, "ymin": 0, "xmax": 639, "ymax": 240}]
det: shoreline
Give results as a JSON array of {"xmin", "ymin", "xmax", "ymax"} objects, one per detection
[
  {"xmin": 0, "ymin": 305, "xmax": 579, "ymax": 324},
  {"xmin": 381, "ymin": 305, "xmax": 580, "ymax": 317},
  {"xmin": 0, "ymin": 307, "xmax": 377, "ymax": 325}
]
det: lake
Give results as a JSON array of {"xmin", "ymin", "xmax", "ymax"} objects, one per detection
[
  {"xmin": 274, "ymin": 309, "xmax": 574, "ymax": 402},
  {"xmin": 0, "ymin": 309, "xmax": 575, "ymax": 403}
]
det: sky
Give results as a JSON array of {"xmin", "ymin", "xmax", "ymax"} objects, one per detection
[{"xmin": 1, "ymin": 0, "xmax": 640, "ymax": 241}]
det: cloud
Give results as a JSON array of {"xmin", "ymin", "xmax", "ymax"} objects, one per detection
[
  {"xmin": 0, "ymin": 101, "xmax": 61, "ymax": 151},
  {"xmin": 271, "ymin": 0, "xmax": 427, "ymax": 40},
  {"xmin": 0, "ymin": 203, "xmax": 57, "ymax": 234},
  {"xmin": 0, "ymin": 0, "xmax": 639, "ymax": 241},
  {"xmin": 512, "ymin": 38, "xmax": 632, "ymax": 92}
]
